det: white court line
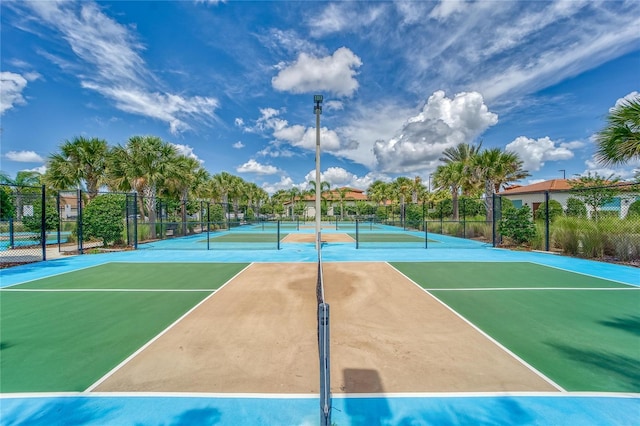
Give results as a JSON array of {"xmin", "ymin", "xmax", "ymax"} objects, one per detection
[
  {"xmin": 84, "ymin": 263, "xmax": 253, "ymax": 393},
  {"xmin": 421, "ymin": 287, "xmax": 639, "ymax": 291},
  {"xmin": 2, "ymin": 390, "xmax": 638, "ymax": 400},
  {"xmin": 388, "ymin": 262, "xmax": 566, "ymax": 392},
  {"xmin": 1, "ymin": 288, "xmax": 218, "ymax": 292},
  {"xmin": 528, "ymin": 261, "xmax": 639, "ymax": 287},
  {"xmin": 1, "ymin": 263, "xmax": 109, "ymax": 288}
]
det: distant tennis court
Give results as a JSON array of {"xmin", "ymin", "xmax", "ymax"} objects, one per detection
[{"xmin": 1, "ymin": 239, "xmax": 638, "ymax": 425}]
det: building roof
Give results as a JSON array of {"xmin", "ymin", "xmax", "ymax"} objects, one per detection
[{"xmin": 500, "ymin": 179, "xmax": 573, "ymax": 195}]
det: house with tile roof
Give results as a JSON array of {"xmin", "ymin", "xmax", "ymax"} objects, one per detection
[{"xmin": 499, "ymin": 179, "xmax": 638, "ymax": 219}]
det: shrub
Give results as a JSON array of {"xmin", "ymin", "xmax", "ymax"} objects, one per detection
[
  {"xmin": 499, "ymin": 205, "xmax": 536, "ymax": 244},
  {"xmin": 551, "ymin": 217, "xmax": 581, "ymax": 255},
  {"xmin": 83, "ymin": 194, "xmax": 126, "ymax": 246},
  {"xmin": 566, "ymin": 197, "xmax": 587, "ymax": 218},
  {"xmin": 535, "ymin": 200, "xmax": 564, "ymax": 221},
  {"xmin": 627, "ymin": 200, "xmax": 640, "ymax": 218}
]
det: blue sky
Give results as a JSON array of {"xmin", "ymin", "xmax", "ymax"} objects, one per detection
[{"xmin": 1, "ymin": 0, "xmax": 639, "ymax": 194}]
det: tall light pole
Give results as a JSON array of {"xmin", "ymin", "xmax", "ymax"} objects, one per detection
[
  {"xmin": 559, "ymin": 169, "xmax": 566, "ymax": 179},
  {"xmin": 314, "ymin": 95, "xmax": 323, "ymax": 250}
]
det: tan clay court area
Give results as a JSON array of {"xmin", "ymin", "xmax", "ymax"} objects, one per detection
[{"xmin": 94, "ymin": 262, "xmax": 556, "ymax": 394}]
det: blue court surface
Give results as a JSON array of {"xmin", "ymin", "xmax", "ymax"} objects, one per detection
[{"xmin": 1, "ymin": 237, "xmax": 638, "ymax": 425}]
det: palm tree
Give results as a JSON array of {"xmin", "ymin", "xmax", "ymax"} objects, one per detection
[
  {"xmin": 211, "ymin": 172, "xmax": 235, "ymax": 222},
  {"xmin": 161, "ymin": 156, "xmax": 205, "ymax": 234},
  {"xmin": 440, "ymin": 142, "xmax": 483, "ymax": 195},
  {"xmin": 308, "ymin": 180, "xmax": 331, "ymax": 218},
  {"xmin": 367, "ymin": 180, "xmax": 393, "ymax": 221},
  {"xmin": 393, "ymin": 177, "xmax": 413, "ymax": 226},
  {"xmin": 107, "ymin": 136, "xmax": 179, "ymax": 238},
  {"xmin": 45, "ymin": 136, "xmax": 109, "ymax": 199},
  {"xmin": 595, "ymin": 96, "xmax": 640, "ymax": 166},
  {"xmin": 0, "ymin": 171, "xmax": 42, "ymax": 220},
  {"xmin": 336, "ymin": 187, "xmax": 350, "ymax": 220},
  {"xmin": 433, "ymin": 161, "xmax": 464, "ymax": 220},
  {"xmin": 472, "ymin": 148, "xmax": 529, "ymax": 221}
]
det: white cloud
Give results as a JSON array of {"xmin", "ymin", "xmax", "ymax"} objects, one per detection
[
  {"xmin": 324, "ymin": 100, "xmax": 344, "ymax": 111},
  {"xmin": 0, "ymin": 71, "xmax": 34, "ymax": 114},
  {"xmin": 20, "ymin": 1, "xmax": 219, "ymax": 134},
  {"xmin": 261, "ymin": 175, "xmax": 306, "ymax": 195},
  {"xmin": 429, "ymin": 0, "xmax": 468, "ymax": 21},
  {"xmin": 302, "ymin": 167, "xmax": 389, "ymax": 191},
  {"xmin": 583, "ymin": 155, "xmax": 639, "ymax": 181},
  {"xmin": 234, "ymin": 118, "xmax": 244, "ymax": 127},
  {"xmin": 613, "ymin": 91, "xmax": 639, "ymax": 110},
  {"xmin": 252, "ymin": 108, "xmax": 351, "ymax": 153},
  {"xmin": 171, "ymin": 143, "xmax": 202, "ymax": 163},
  {"xmin": 308, "ymin": 3, "xmax": 386, "ymax": 37},
  {"xmin": 272, "ymin": 47, "xmax": 362, "ymax": 97},
  {"xmin": 236, "ymin": 159, "xmax": 279, "ymax": 175},
  {"xmin": 4, "ymin": 150, "xmax": 44, "ymax": 163},
  {"xmin": 505, "ymin": 136, "xmax": 574, "ymax": 172},
  {"xmin": 373, "ymin": 91, "xmax": 498, "ymax": 173},
  {"xmin": 233, "ymin": 141, "xmax": 245, "ymax": 149}
]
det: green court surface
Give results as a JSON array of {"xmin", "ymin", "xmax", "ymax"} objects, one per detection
[
  {"xmin": 0, "ymin": 263, "xmax": 248, "ymax": 392},
  {"xmin": 392, "ymin": 262, "xmax": 639, "ymax": 392},
  {"xmin": 202, "ymin": 232, "xmax": 287, "ymax": 243}
]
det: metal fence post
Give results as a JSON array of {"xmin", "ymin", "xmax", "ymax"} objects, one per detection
[
  {"xmin": 77, "ymin": 189, "xmax": 83, "ymax": 255},
  {"xmin": 545, "ymin": 190, "xmax": 550, "ymax": 251},
  {"xmin": 41, "ymin": 185, "xmax": 46, "ymax": 261}
]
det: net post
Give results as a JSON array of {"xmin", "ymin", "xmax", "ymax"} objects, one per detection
[
  {"xmin": 356, "ymin": 219, "xmax": 359, "ymax": 249},
  {"xmin": 425, "ymin": 220, "xmax": 428, "ymax": 249},
  {"xmin": 318, "ymin": 302, "xmax": 331, "ymax": 426},
  {"xmin": 277, "ymin": 220, "xmax": 281, "ymax": 250}
]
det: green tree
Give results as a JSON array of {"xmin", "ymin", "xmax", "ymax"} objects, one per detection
[
  {"xmin": 440, "ymin": 142, "xmax": 483, "ymax": 195},
  {"xmin": 472, "ymin": 148, "xmax": 529, "ymax": 221},
  {"xmin": 22, "ymin": 196, "xmax": 58, "ymax": 239},
  {"xmin": 0, "ymin": 171, "xmax": 42, "ymax": 220},
  {"xmin": 0, "ymin": 186, "xmax": 15, "ymax": 220},
  {"xmin": 45, "ymin": 136, "xmax": 109, "ymax": 199},
  {"xmin": 595, "ymin": 95, "xmax": 640, "ymax": 165},
  {"xmin": 83, "ymin": 194, "xmax": 126, "ymax": 246},
  {"xmin": 627, "ymin": 199, "xmax": 640, "ymax": 217},
  {"xmin": 108, "ymin": 136, "xmax": 179, "ymax": 238},
  {"xmin": 569, "ymin": 172, "xmax": 620, "ymax": 220},
  {"xmin": 433, "ymin": 161, "xmax": 464, "ymax": 220}
]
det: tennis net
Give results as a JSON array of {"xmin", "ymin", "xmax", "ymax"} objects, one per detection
[{"xmin": 316, "ymin": 238, "xmax": 331, "ymax": 426}]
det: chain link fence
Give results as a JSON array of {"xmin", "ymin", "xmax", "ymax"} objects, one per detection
[
  {"xmin": 1, "ymin": 184, "xmax": 50, "ymax": 266},
  {"xmin": 497, "ymin": 181, "xmax": 640, "ymax": 264}
]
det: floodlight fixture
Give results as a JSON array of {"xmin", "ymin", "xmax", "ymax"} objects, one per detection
[{"xmin": 314, "ymin": 94, "xmax": 323, "ymax": 114}]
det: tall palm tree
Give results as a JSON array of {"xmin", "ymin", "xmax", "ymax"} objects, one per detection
[
  {"xmin": 107, "ymin": 136, "xmax": 179, "ymax": 238},
  {"xmin": 161, "ymin": 156, "xmax": 204, "ymax": 234},
  {"xmin": 410, "ymin": 176, "xmax": 425, "ymax": 204},
  {"xmin": 433, "ymin": 161, "xmax": 464, "ymax": 220},
  {"xmin": 440, "ymin": 142, "xmax": 483, "ymax": 195},
  {"xmin": 308, "ymin": 180, "xmax": 331, "ymax": 217},
  {"xmin": 393, "ymin": 177, "xmax": 413, "ymax": 226},
  {"xmin": 367, "ymin": 180, "xmax": 393, "ymax": 220},
  {"xmin": 337, "ymin": 187, "xmax": 350, "ymax": 220},
  {"xmin": 211, "ymin": 172, "xmax": 235, "ymax": 221},
  {"xmin": 595, "ymin": 96, "xmax": 640, "ymax": 166},
  {"xmin": 472, "ymin": 148, "xmax": 529, "ymax": 221},
  {"xmin": 45, "ymin": 136, "xmax": 109, "ymax": 199}
]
